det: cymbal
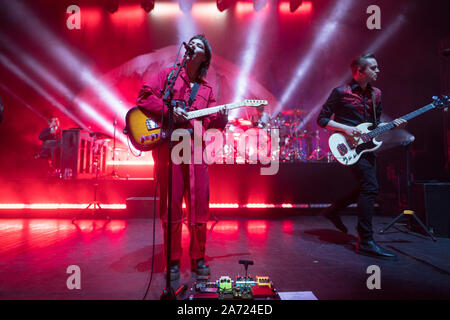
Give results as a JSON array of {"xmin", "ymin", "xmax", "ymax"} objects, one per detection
[
  {"xmin": 229, "ymin": 118, "xmax": 252, "ymax": 128},
  {"xmin": 281, "ymin": 109, "xmax": 306, "ymax": 116}
]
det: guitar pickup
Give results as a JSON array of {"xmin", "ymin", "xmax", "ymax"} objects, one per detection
[
  {"xmin": 337, "ymin": 143, "xmax": 348, "ymax": 156},
  {"xmin": 145, "ymin": 119, "xmax": 159, "ymax": 131},
  {"xmin": 140, "ymin": 132, "xmax": 161, "ymax": 143}
]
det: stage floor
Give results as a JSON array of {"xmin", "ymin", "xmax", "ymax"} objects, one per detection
[{"xmin": 0, "ymin": 215, "xmax": 449, "ymax": 300}]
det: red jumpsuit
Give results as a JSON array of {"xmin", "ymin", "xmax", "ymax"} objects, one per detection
[{"xmin": 136, "ymin": 66, "xmax": 227, "ymax": 262}]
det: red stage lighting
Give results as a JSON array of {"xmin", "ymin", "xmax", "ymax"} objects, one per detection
[
  {"xmin": 290, "ymin": 0, "xmax": 303, "ymax": 12},
  {"xmin": 217, "ymin": 0, "xmax": 236, "ymax": 12},
  {"xmin": 141, "ymin": 0, "xmax": 155, "ymax": 12},
  {"xmin": 279, "ymin": 1, "xmax": 312, "ymax": 15},
  {"xmin": 105, "ymin": 0, "xmax": 119, "ymax": 13}
]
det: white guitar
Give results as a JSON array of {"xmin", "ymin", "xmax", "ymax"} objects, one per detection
[{"xmin": 328, "ymin": 95, "xmax": 450, "ymax": 166}]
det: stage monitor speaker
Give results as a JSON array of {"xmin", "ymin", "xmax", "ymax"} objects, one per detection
[
  {"xmin": 411, "ymin": 182, "xmax": 450, "ymax": 238},
  {"xmin": 126, "ymin": 197, "xmax": 159, "ymax": 218}
]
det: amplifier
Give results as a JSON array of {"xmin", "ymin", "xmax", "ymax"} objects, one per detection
[
  {"xmin": 411, "ymin": 182, "xmax": 450, "ymax": 238},
  {"xmin": 61, "ymin": 129, "xmax": 108, "ymax": 179}
]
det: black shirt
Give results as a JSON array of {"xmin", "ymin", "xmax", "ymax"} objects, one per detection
[{"xmin": 317, "ymin": 80, "xmax": 382, "ymax": 128}]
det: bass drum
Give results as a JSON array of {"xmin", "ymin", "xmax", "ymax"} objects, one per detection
[{"xmin": 236, "ymin": 128, "xmax": 274, "ymax": 163}]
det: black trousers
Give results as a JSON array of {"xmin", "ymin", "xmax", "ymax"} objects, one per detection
[{"xmin": 332, "ymin": 153, "xmax": 379, "ymax": 241}]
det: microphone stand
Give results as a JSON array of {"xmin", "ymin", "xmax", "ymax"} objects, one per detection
[
  {"xmin": 160, "ymin": 51, "xmax": 189, "ymax": 300},
  {"xmin": 109, "ymin": 112, "xmax": 124, "ymax": 179}
]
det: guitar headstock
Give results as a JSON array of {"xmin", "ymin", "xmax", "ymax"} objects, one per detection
[
  {"xmin": 241, "ymin": 99, "xmax": 268, "ymax": 108},
  {"xmin": 432, "ymin": 95, "xmax": 450, "ymax": 108}
]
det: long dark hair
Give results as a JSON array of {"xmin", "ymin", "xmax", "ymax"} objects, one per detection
[{"xmin": 189, "ymin": 34, "xmax": 212, "ymax": 79}]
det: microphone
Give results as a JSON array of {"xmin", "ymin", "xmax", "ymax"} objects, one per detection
[
  {"xmin": 443, "ymin": 49, "xmax": 450, "ymax": 56},
  {"xmin": 183, "ymin": 42, "xmax": 194, "ymax": 56}
]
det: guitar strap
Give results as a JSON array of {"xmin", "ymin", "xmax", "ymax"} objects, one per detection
[
  {"xmin": 371, "ymin": 90, "xmax": 378, "ymax": 127},
  {"xmin": 165, "ymin": 71, "xmax": 200, "ymax": 109},
  {"xmin": 188, "ymin": 82, "xmax": 200, "ymax": 108}
]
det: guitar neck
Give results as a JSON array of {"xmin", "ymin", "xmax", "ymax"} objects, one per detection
[
  {"xmin": 368, "ymin": 102, "xmax": 436, "ymax": 138},
  {"xmin": 186, "ymin": 103, "xmax": 242, "ymax": 120}
]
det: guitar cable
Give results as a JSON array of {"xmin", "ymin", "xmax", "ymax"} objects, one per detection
[{"xmin": 142, "ymin": 43, "xmax": 184, "ymax": 300}]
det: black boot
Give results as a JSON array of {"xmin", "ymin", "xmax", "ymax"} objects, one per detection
[
  {"xmin": 191, "ymin": 258, "xmax": 210, "ymax": 277},
  {"xmin": 355, "ymin": 239, "xmax": 397, "ymax": 260},
  {"xmin": 168, "ymin": 260, "xmax": 180, "ymax": 281}
]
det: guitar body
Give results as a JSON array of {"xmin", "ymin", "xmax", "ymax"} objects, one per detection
[
  {"xmin": 125, "ymin": 107, "xmax": 163, "ymax": 151},
  {"xmin": 328, "ymin": 122, "xmax": 382, "ymax": 166}
]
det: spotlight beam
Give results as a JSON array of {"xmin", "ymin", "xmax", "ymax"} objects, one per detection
[
  {"xmin": 0, "ymin": 35, "xmax": 130, "ymax": 145},
  {"xmin": 0, "ymin": 54, "xmax": 89, "ymax": 130},
  {"xmin": 231, "ymin": 8, "xmax": 269, "ymax": 118},
  {"xmin": 274, "ymin": 0, "xmax": 353, "ymax": 117},
  {"xmin": 3, "ymin": 1, "xmax": 129, "ymax": 121},
  {"xmin": 0, "ymin": 83, "xmax": 48, "ymax": 122}
]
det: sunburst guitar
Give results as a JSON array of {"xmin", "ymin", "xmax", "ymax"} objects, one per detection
[
  {"xmin": 328, "ymin": 95, "xmax": 450, "ymax": 166},
  {"xmin": 124, "ymin": 99, "xmax": 268, "ymax": 151}
]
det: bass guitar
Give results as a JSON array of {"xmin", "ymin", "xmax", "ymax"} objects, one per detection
[{"xmin": 328, "ymin": 95, "xmax": 450, "ymax": 166}]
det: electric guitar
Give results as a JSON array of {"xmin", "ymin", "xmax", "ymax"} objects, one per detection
[
  {"xmin": 328, "ymin": 95, "xmax": 450, "ymax": 166},
  {"xmin": 124, "ymin": 99, "xmax": 268, "ymax": 151}
]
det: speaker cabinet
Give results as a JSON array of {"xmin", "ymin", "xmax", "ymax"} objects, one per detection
[
  {"xmin": 61, "ymin": 129, "xmax": 108, "ymax": 179},
  {"xmin": 411, "ymin": 182, "xmax": 450, "ymax": 238}
]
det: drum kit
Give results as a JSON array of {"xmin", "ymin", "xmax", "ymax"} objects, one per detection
[{"xmin": 225, "ymin": 108, "xmax": 333, "ymax": 163}]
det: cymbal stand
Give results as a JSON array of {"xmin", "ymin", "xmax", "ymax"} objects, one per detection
[{"xmin": 72, "ymin": 136, "xmax": 110, "ymax": 223}]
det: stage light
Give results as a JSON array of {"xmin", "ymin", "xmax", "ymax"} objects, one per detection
[
  {"xmin": 0, "ymin": 203, "xmax": 126, "ymax": 210},
  {"xmin": 290, "ymin": 0, "xmax": 303, "ymax": 12},
  {"xmin": 217, "ymin": 0, "xmax": 235, "ymax": 12},
  {"xmin": 279, "ymin": 1, "xmax": 312, "ymax": 15},
  {"xmin": 105, "ymin": 0, "xmax": 119, "ymax": 13},
  {"xmin": 254, "ymin": 0, "xmax": 267, "ymax": 12},
  {"xmin": 141, "ymin": 0, "xmax": 155, "ymax": 12},
  {"xmin": 179, "ymin": 0, "xmax": 193, "ymax": 13}
]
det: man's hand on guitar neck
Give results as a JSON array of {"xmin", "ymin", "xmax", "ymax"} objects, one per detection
[
  {"xmin": 393, "ymin": 118, "xmax": 407, "ymax": 129},
  {"xmin": 174, "ymin": 107, "xmax": 189, "ymax": 124}
]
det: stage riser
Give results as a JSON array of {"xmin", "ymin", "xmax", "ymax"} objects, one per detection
[
  {"xmin": 209, "ymin": 163, "xmax": 358, "ymax": 204},
  {"xmin": 0, "ymin": 163, "xmax": 357, "ymax": 204}
]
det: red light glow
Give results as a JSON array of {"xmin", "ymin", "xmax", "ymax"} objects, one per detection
[
  {"xmin": 0, "ymin": 204, "xmax": 126, "ymax": 210},
  {"xmin": 109, "ymin": 5, "xmax": 146, "ymax": 24},
  {"xmin": 210, "ymin": 221, "xmax": 239, "ymax": 235},
  {"xmin": 279, "ymin": 1, "xmax": 313, "ymax": 15},
  {"xmin": 80, "ymin": 8, "xmax": 102, "ymax": 28},
  {"xmin": 245, "ymin": 203, "xmax": 276, "ymax": 208},
  {"xmin": 246, "ymin": 220, "xmax": 268, "ymax": 235}
]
